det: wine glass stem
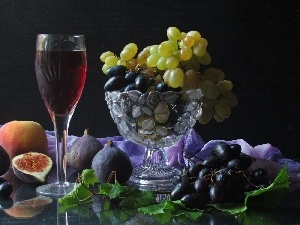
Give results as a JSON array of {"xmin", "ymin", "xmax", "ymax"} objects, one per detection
[{"xmin": 53, "ymin": 114, "xmax": 71, "ymax": 184}]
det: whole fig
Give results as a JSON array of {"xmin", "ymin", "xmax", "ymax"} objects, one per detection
[
  {"xmin": 67, "ymin": 129, "xmax": 103, "ymax": 172},
  {"xmin": 91, "ymin": 140, "xmax": 133, "ymax": 184}
]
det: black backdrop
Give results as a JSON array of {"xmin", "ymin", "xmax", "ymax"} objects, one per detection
[{"xmin": 0, "ymin": 0, "xmax": 299, "ymax": 158}]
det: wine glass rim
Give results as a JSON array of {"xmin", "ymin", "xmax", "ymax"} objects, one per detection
[{"xmin": 37, "ymin": 34, "xmax": 85, "ymax": 37}]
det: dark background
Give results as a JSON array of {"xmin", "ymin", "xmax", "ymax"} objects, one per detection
[{"xmin": 0, "ymin": 0, "xmax": 299, "ymax": 158}]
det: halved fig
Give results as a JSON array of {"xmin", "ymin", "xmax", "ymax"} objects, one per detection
[{"xmin": 12, "ymin": 152, "xmax": 52, "ymax": 183}]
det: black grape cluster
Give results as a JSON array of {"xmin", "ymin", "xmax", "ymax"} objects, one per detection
[
  {"xmin": 170, "ymin": 142, "xmax": 269, "ymax": 210},
  {"xmin": 104, "ymin": 65, "xmax": 180, "ymax": 93}
]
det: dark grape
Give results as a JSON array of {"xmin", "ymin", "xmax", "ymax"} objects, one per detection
[
  {"xmin": 229, "ymin": 144, "xmax": 242, "ymax": 156},
  {"xmin": 0, "ymin": 197, "xmax": 13, "ymax": 209},
  {"xmin": 202, "ymin": 155, "xmax": 222, "ymax": 168},
  {"xmin": 135, "ymin": 74, "xmax": 150, "ymax": 92},
  {"xmin": 252, "ymin": 168, "xmax": 268, "ymax": 184},
  {"xmin": 0, "ymin": 182, "xmax": 13, "ymax": 197},
  {"xmin": 0, "ymin": 177, "xmax": 7, "ymax": 184},
  {"xmin": 106, "ymin": 65, "xmax": 127, "ymax": 78},
  {"xmin": 188, "ymin": 163, "xmax": 205, "ymax": 177},
  {"xmin": 212, "ymin": 142, "xmax": 239, "ymax": 162},
  {"xmin": 123, "ymin": 83, "xmax": 136, "ymax": 91},
  {"xmin": 104, "ymin": 76, "xmax": 128, "ymax": 91},
  {"xmin": 170, "ymin": 181, "xmax": 194, "ymax": 201},
  {"xmin": 198, "ymin": 168, "xmax": 212, "ymax": 179},
  {"xmin": 236, "ymin": 154, "xmax": 254, "ymax": 169},
  {"xmin": 210, "ymin": 184, "xmax": 225, "ymax": 203},
  {"xmin": 155, "ymin": 82, "xmax": 169, "ymax": 93},
  {"xmin": 226, "ymin": 158, "xmax": 245, "ymax": 171},
  {"xmin": 180, "ymin": 193, "xmax": 208, "ymax": 210},
  {"xmin": 194, "ymin": 178, "xmax": 210, "ymax": 195},
  {"xmin": 125, "ymin": 71, "xmax": 139, "ymax": 83}
]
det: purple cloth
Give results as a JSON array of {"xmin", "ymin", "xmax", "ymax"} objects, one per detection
[{"xmin": 46, "ymin": 129, "xmax": 300, "ymax": 181}]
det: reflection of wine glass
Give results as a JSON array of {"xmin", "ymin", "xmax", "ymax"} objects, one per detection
[
  {"xmin": 35, "ymin": 34, "xmax": 87, "ymax": 197},
  {"xmin": 105, "ymin": 89, "xmax": 202, "ymax": 192}
]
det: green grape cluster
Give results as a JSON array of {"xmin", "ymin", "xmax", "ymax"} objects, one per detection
[{"xmin": 100, "ymin": 26, "xmax": 238, "ymax": 123}]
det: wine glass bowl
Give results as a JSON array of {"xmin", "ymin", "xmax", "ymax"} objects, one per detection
[{"xmin": 105, "ymin": 89, "xmax": 202, "ymax": 192}]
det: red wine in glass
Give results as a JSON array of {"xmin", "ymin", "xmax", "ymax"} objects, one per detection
[
  {"xmin": 35, "ymin": 34, "xmax": 87, "ymax": 197},
  {"xmin": 35, "ymin": 50, "xmax": 87, "ymax": 117}
]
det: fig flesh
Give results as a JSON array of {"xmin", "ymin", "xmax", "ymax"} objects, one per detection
[
  {"xmin": 12, "ymin": 152, "xmax": 52, "ymax": 183},
  {"xmin": 67, "ymin": 129, "xmax": 103, "ymax": 171},
  {"xmin": 91, "ymin": 140, "xmax": 133, "ymax": 184}
]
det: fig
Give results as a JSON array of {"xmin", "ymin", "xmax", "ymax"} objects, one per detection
[
  {"xmin": 67, "ymin": 129, "xmax": 103, "ymax": 171},
  {"xmin": 91, "ymin": 140, "xmax": 133, "ymax": 184},
  {"xmin": 12, "ymin": 152, "xmax": 52, "ymax": 183},
  {"xmin": 0, "ymin": 145, "xmax": 10, "ymax": 176}
]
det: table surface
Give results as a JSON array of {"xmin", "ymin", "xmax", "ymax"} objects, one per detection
[{"xmin": 1, "ymin": 168, "xmax": 300, "ymax": 225}]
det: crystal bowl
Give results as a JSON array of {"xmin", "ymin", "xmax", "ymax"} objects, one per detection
[{"xmin": 105, "ymin": 89, "xmax": 202, "ymax": 192}]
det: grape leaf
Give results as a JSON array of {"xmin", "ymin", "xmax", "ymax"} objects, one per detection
[
  {"xmin": 213, "ymin": 166, "xmax": 290, "ymax": 214},
  {"xmin": 81, "ymin": 169, "xmax": 98, "ymax": 185}
]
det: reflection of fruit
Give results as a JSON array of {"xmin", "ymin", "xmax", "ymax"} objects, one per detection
[
  {"xmin": 67, "ymin": 129, "xmax": 103, "ymax": 171},
  {"xmin": 0, "ymin": 121, "xmax": 48, "ymax": 162},
  {"xmin": 4, "ymin": 196, "xmax": 53, "ymax": 219},
  {"xmin": 12, "ymin": 152, "xmax": 52, "ymax": 183},
  {"xmin": 0, "ymin": 145, "xmax": 10, "ymax": 175},
  {"xmin": 91, "ymin": 140, "xmax": 133, "ymax": 184},
  {"xmin": 0, "ymin": 182, "xmax": 13, "ymax": 197}
]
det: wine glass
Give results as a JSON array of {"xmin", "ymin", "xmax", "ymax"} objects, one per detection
[
  {"xmin": 105, "ymin": 89, "xmax": 202, "ymax": 192},
  {"xmin": 35, "ymin": 34, "xmax": 87, "ymax": 197}
]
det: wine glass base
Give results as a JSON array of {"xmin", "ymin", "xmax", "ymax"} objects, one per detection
[
  {"xmin": 36, "ymin": 182, "xmax": 75, "ymax": 198},
  {"xmin": 127, "ymin": 164, "xmax": 181, "ymax": 192}
]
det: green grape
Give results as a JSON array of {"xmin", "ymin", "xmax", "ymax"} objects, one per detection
[
  {"xmin": 186, "ymin": 30, "xmax": 201, "ymax": 43},
  {"xmin": 105, "ymin": 55, "xmax": 118, "ymax": 67},
  {"xmin": 214, "ymin": 113, "xmax": 225, "ymax": 122},
  {"xmin": 181, "ymin": 54, "xmax": 200, "ymax": 72},
  {"xmin": 150, "ymin": 45, "xmax": 159, "ymax": 54},
  {"xmin": 198, "ymin": 105, "xmax": 214, "ymax": 124},
  {"xmin": 100, "ymin": 51, "xmax": 114, "ymax": 62},
  {"xmin": 168, "ymin": 68, "xmax": 184, "ymax": 88},
  {"xmin": 169, "ymin": 40, "xmax": 179, "ymax": 51},
  {"xmin": 193, "ymin": 42, "xmax": 206, "ymax": 57},
  {"xmin": 180, "ymin": 32, "xmax": 187, "ymax": 40},
  {"xmin": 120, "ymin": 48, "xmax": 135, "ymax": 60},
  {"xmin": 181, "ymin": 69, "xmax": 199, "ymax": 90},
  {"xmin": 215, "ymin": 98, "xmax": 231, "ymax": 118},
  {"xmin": 126, "ymin": 58, "xmax": 138, "ymax": 70},
  {"xmin": 217, "ymin": 80, "xmax": 233, "ymax": 92},
  {"xmin": 183, "ymin": 35, "xmax": 195, "ymax": 48},
  {"xmin": 157, "ymin": 57, "xmax": 168, "ymax": 70},
  {"xmin": 124, "ymin": 43, "xmax": 138, "ymax": 55},
  {"xmin": 221, "ymin": 91, "xmax": 238, "ymax": 107},
  {"xmin": 180, "ymin": 47, "xmax": 193, "ymax": 61},
  {"xmin": 198, "ymin": 38, "xmax": 208, "ymax": 47},
  {"xmin": 102, "ymin": 63, "xmax": 110, "ymax": 74},
  {"xmin": 117, "ymin": 58, "xmax": 127, "ymax": 66},
  {"xmin": 197, "ymin": 51, "xmax": 211, "ymax": 65},
  {"xmin": 167, "ymin": 27, "xmax": 181, "ymax": 41},
  {"xmin": 202, "ymin": 95, "xmax": 216, "ymax": 108},
  {"xmin": 163, "ymin": 69, "xmax": 171, "ymax": 84},
  {"xmin": 202, "ymin": 68, "xmax": 225, "ymax": 82},
  {"xmin": 137, "ymin": 50, "xmax": 150, "ymax": 65},
  {"xmin": 158, "ymin": 41, "xmax": 175, "ymax": 58},
  {"xmin": 146, "ymin": 53, "xmax": 160, "ymax": 67},
  {"xmin": 166, "ymin": 55, "xmax": 179, "ymax": 69},
  {"xmin": 198, "ymin": 80, "xmax": 219, "ymax": 99}
]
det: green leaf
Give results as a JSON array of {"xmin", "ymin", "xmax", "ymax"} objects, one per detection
[
  {"xmin": 81, "ymin": 169, "xmax": 98, "ymax": 186},
  {"xmin": 59, "ymin": 183, "xmax": 93, "ymax": 212}
]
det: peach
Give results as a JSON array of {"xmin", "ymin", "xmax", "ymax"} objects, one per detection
[{"xmin": 0, "ymin": 121, "xmax": 48, "ymax": 163}]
